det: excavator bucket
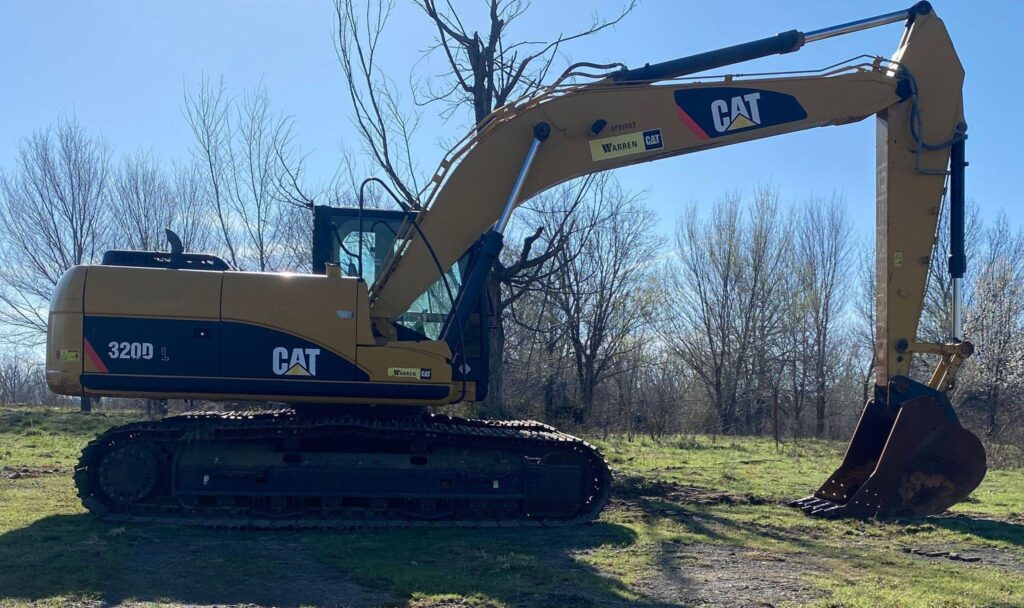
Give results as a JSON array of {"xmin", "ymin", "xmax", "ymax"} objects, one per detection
[{"xmin": 791, "ymin": 376, "xmax": 986, "ymax": 518}]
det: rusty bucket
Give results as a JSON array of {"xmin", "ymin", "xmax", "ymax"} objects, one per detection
[{"xmin": 791, "ymin": 375, "xmax": 987, "ymax": 518}]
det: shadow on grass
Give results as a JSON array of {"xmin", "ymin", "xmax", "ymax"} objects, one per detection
[
  {"xmin": 929, "ymin": 515, "xmax": 1024, "ymax": 547},
  {"xmin": 611, "ymin": 473, "xmax": 833, "ymax": 552},
  {"xmin": 304, "ymin": 520, "xmax": 689, "ymax": 608},
  {"xmin": 0, "ymin": 513, "xmax": 683, "ymax": 608},
  {"xmin": 624, "ymin": 476, "xmax": 1024, "ymax": 555}
]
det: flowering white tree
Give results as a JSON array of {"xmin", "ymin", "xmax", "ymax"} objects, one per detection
[{"xmin": 956, "ymin": 212, "xmax": 1024, "ymax": 437}]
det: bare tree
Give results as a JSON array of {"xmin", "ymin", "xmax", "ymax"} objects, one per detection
[
  {"xmin": 0, "ymin": 118, "xmax": 112, "ymax": 344},
  {"xmin": 664, "ymin": 187, "xmax": 790, "ymax": 434},
  {"xmin": 334, "ymin": 0, "xmax": 424, "ymax": 207},
  {"xmin": 780, "ymin": 276, "xmax": 815, "ymax": 435},
  {"xmin": 547, "ymin": 178, "xmax": 660, "ymax": 422},
  {"xmin": 413, "ymin": 0, "xmax": 635, "ymax": 126},
  {"xmin": 793, "ymin": 196, "xmax": 851, "ymax": 437},
  {"xmin": 0, "ymin": 351, "xmax": 51, "ymax": 405},
  {"xmin": 110, "ymin": 151, "xmax": 176, "ymax": 251},
  {"xmin": 667, "ymin": 195, "xmax": 743, "ymax": 433},
  {"xmin": 852, "ymin": 239, "xmax": 876, "ymax": 404},
  {"xmin": 737, "ymin": 186, "xmax": 791, "ymax": 435},
  {"xmin": 170, "ymin": 160, "xmax": 215, "ymax": 252},
  {"xmin": 276, "ymin": 204, "xmax": 316, "ymax": 273},
  {"xmin": 921, "ymin": 198, "xmax": 982, "ymax": 342},
  {"xmin": 334, "ymin": 0, "xmax": 635, "ymax": 417},
  {"xmin": 184, "ymin": 78, "xmax": 311, "ymax": 271}
]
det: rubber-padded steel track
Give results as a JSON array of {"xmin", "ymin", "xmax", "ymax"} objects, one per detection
[{"xmin": 74, "ymin": 410, "xmax": 610, "ymax": 528}]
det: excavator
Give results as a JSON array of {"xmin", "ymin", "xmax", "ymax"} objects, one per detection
[{"xmin": 46, "ymin": 2, "xmax": 986, "ymax": 525}]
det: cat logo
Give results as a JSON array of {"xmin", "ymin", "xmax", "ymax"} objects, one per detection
[
  {"xmin": 272, "ymin": 347, "xmax": 320, "ymax": 376},
  {"xmin": 642, "ymin": 129, "xmax": 663, "ymax": 149},
  {"xmin": 711, "ymin": 92, "xmax": 762, "ymax": 133},
  {"xmin": 674, "ymin": 87, "xmax": 807, "ymax": 140}
]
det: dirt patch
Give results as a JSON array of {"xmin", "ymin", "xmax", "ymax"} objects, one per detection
[
  {"xmin": 943, "ymin": 510, "xmax": 1024, "ymax": 526},
  {"xmin": 645, "ymin": 542, "xmax": 829, "ymax": 608},
  {"xmin": 1, "ymin": 465, "xmax": 67, "ymax": 479},
  {"xmin": 901, "ymin": 544, "xmax": 1024, "ymax": 572},
  {"xmin": 613, "ymin": 474, "xmax": 767, "ymax": 507}
]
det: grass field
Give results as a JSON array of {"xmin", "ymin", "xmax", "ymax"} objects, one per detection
[{"xmin": 0, "ymin": 405, "xmax": 1021, "ymax": 608}]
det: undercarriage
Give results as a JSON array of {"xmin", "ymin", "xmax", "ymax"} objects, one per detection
[{"xmin": 75, "ymin": 409, "xmax": 610, "ymax": 527}]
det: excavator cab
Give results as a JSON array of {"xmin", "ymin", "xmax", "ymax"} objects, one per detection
[{"xmin": 311, "ymin": 205, "xmax": 490, "ymax": 398}]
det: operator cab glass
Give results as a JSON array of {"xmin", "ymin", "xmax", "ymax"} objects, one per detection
[{"xmin": 312, "ymin": 206, "xmax": 466, "ymax": 340}]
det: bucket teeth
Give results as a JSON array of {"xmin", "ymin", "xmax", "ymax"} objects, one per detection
[
  {"xmin": 801, "ymin": 498, "xmax": 832, "ymax": 513},
  {"xmin": 787, "ymin": 496, "xmax": 845, "ymax": 518},
  {"xmin": 792, "ymin": 376, "xmax": 987, "ymax": 520},
  {"xmin": 806, "ymin": 499, "xmax": 839, "ymax": 513}
]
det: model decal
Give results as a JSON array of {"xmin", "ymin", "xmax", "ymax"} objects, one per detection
[
  {"xmin": 107, "ymin": 341, "xmax": 154, "ymax": 360},
  {"xmin": 590, "ymin": 128, "xmax": 663, "ymax": 161},
  {"xmin": 674, "ymin": 87, "xmax": 807, "ymax": 139},
  {"xmin": 273, "ymin": 347, "xmax": 320, "ymax": 376},
  {"xmin": 59, "ymin": 349, "xmax": 80, "ymax": 362}
]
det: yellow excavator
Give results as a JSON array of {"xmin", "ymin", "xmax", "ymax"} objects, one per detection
[{"xmin": 47, "ymin": 2, "xmax": 985, "ymax": 525}]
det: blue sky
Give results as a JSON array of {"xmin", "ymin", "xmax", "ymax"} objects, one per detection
[{"xmin": 1, "ymin": 0, "xmax": 1018, "ymax": 241}]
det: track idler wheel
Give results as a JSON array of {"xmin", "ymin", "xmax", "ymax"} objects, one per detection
[
  {"xmin": 95, "ymin": 441, "xmax": 164, "ymax": 506},
  {"xmin": 791, "ymin": 376, "xmax": 987, "ymax": 518}
]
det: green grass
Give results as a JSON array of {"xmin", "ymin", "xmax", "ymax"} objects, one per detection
[
  {"xmin": 596, "ymin": 434, "xmax": 847, "ymax": 499},
  {"xmin": 0, "ymin": 405, "xmax": 1021, "ymax": 607},
  {"xmin": 0, "ymin": 406, "xmax": 138, "ymax": 469}
]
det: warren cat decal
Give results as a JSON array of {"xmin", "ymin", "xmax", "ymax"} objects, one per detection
[
  {"xmin": 590, "ymin": 128, "xmax": 663, "ymax": 161},
  {"xmin": 388, "ymin": 367, "xmax": 434, "ymax": 380},
  {"xmin": 674, "ymin": 87, "xmax": 807, "ymax": 139}
]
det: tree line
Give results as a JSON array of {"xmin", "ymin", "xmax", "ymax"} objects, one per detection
[{"xmin": 503, "ymin": 180, "xmax": 1024, "ymax": 455}]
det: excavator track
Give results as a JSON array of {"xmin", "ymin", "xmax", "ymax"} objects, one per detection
[{"xmin": 74, "ymin": 410, "xmax": 610, "ymax": 528}]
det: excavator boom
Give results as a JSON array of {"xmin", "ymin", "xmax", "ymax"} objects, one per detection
[{"xmin": 365, "ymin": 0, "xmax": 985, "ymax": 517}]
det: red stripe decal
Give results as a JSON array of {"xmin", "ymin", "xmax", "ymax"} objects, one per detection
[
  {"xmin": 83, "ymin": 338, "xmax": 109, "ymax": 373},
  {"xmin": 675, "ymin": 106, "xmax": 709, "ymax": 140}
]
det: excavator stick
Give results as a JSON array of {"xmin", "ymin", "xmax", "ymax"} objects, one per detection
[
  {"xmin": 791, "ymin": 7, "xmax": 987, "ymax": 519},
  {"xmin": 792, "ymin": 376, "xmax": 986, "ymax": 518}
]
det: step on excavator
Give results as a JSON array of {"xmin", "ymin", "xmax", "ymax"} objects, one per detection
[{"xmin": 47, "ymin": 2, "xmax": 985, "ymax": 525}]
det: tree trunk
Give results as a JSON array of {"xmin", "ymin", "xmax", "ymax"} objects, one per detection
[
  {"xmin": 988, "ymin": 386, "xmax": 1000, "ymax": 438},
  {"xmin": 772, "ymin": 386, "xmax": 781, "ymax": 448},
  {"xmin": 815, "ymin": 375, "xmax": 826, "ymax": 437},
  {"xmin": 718, "ymin": 402, "xmax": 734, "ymax": 435},
  {"xmin": 862, "ymin": 356, "xmax": 873, "ymax": 406},
  {"xmin": 579, "ymin": 372, "xmax": 596, "ymax": 424}
]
